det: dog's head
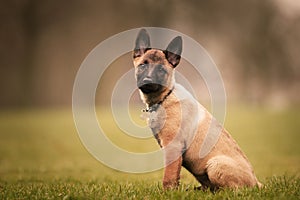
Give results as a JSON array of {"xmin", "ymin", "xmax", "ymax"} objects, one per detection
[{"xmin": 133, "ymin": 29, "xmax": 182, "ymax": 94}]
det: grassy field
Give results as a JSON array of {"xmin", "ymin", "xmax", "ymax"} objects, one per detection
[{"xmin": 0, "ymin": 106, "xmax": 299, "ymax": 199}]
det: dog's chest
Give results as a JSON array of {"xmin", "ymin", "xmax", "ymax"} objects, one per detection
[{"xmin": 143, "ymin": 106, "xmax": 166, "ymax": 137}]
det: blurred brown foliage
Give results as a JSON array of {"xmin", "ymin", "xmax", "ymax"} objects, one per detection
[{"xmin": 0, "ymin": 0, "xmax": 299, "ymax": 108}]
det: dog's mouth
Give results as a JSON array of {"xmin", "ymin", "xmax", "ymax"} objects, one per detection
[{"xmin": 139, "ymin": 83, "xmax": 162, "ymax": 94}]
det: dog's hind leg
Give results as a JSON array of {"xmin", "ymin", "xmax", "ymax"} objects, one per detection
[
  {"xmin": 205, "ymin": 155, "xmax": 259, "ymax": 189},
  {"xmin": 194, "ymin": 173, "xmax": 219, "ymax": 192}
]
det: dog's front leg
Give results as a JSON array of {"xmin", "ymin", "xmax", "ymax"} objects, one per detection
[{"xmin": 162, "ymin": 147, "xmax": 183, "ymax": 189}]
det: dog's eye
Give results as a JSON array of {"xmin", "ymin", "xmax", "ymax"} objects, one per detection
[
  {"xmin": 158, "ymin": 65, "xmax": 167, "ymax": 74},
  {"xmin": 138, "ymin": 64, "xmax": 147, "ymax": 70}
]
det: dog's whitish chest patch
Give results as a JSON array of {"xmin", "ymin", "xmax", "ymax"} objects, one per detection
[
  {"xmin": 148, "ymin": 111, "xmax": 158, "ymax": 129},
  {"xmin": 141, "ymin": 106, "xmax": 166, "ymax": 134}
]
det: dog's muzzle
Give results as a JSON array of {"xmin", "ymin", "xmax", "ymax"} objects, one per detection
[{"xmin": 138, "ymin": 77, "xmax": 162, "ymax": 94}]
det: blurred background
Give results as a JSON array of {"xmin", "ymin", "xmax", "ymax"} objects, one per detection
[
  {"xmin": 1, "ymin": 0, "xmax": 299, "ymax": 108},
  {"xmin": 0, "ymin": 0, "xmax": 299, "ymax": 181}
]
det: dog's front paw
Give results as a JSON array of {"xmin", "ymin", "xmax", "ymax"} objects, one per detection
[{"xmin": 163, "ymin": 181, "xmax": 179, "ymax": 190}]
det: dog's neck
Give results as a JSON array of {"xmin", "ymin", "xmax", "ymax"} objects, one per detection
[{"xmin": 141, "ymin": 86, "xmax": 174, "ymax": 112}]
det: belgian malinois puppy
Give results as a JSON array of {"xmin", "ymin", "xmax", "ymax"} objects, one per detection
[{"xmin": 133, "ymin": 29, "xmax": 261, "ymax": 190}]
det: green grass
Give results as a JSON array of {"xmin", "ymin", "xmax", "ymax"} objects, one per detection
[
  {"xmin": 0, "ymin": 176, "xmax": 299, "ymax": 199},
  {"xmin": 0, "ymin": 106, "xmax": 299, "ymax": 199}
]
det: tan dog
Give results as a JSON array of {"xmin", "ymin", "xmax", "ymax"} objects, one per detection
[{"xmin": 133, "ymin": 29, "xmax": 261, "ymax": 190}]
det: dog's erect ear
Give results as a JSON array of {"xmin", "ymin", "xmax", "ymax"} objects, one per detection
[
  {"xmin": 164, "ymin": 36, "xmax": 182, "ymax": 67},
  {"xmin": 133, "ymin": 29, "xmax": 151, "ymax": 58}
]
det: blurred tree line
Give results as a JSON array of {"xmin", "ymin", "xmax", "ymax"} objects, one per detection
[{"xmin": 0, "ymin": 0, "xmax": 299, "ymax": 108}]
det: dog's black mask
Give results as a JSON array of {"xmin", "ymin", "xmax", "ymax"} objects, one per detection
[{"xmin": 136, "ymin": 63, "xmax": 167, "ymax": 94}]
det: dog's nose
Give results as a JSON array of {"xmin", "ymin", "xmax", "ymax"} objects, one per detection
[{"xmin": 143, "ymin": 77, "xmax": 153, "ymax": 84}]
